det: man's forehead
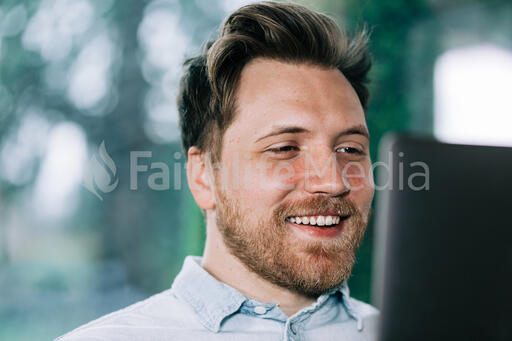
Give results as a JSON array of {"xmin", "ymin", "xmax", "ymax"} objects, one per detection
[
  {"xmin": 226, "ymin": 59, "xmax": 366, "ymax": 141},
  {"xmin": 237, "ymin": 58, "xmax": 349, "ymax": 98}
]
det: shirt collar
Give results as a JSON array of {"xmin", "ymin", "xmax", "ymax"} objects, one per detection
[
  {"xmin": 170, "ymin": 256, "xmax": 357, "ymax": 332},
  {"xmin": 171, "ymin": 256, "xmax": 247, "ymax": 332},
  {"xmin": 334, "ymin": 281, "xmax": 365, "ymax": 331}
]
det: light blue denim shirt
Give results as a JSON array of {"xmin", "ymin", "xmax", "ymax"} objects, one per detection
[{"xmin": 57, "ymin": 256, "xmax": 379, "ymax": 340}]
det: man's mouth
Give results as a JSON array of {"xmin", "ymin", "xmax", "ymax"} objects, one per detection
[{"xmin": 285, "ymin": 215, "xmax": 349, "ymax": 228}]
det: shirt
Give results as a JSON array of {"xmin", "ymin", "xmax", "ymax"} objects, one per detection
[{"xmin": 56, "ymin": 256, "xmax": 379, "ymax": 340}]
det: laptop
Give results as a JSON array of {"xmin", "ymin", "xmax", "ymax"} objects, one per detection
[{"xmin": 372, "ymin": 134, "xmax": 512, "ymax": 341}]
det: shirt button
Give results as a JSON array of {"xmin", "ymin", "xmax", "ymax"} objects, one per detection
[{"xmin": 254, "ymin": 306, "xmax": 267, "ymax": 314}]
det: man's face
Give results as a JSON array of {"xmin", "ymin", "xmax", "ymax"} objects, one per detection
[{"xmin": 212, "ymin": 58, "xmax": 374, "ymax": 297}]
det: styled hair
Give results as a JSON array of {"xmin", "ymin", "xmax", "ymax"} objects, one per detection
[{"xmin": 178, "ymin": 1, "xmax": 371, "ymax": 160}]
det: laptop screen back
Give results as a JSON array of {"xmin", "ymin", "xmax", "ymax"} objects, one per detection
[{"xmin": 372, "ymin": 134, "xmax": 512, "ymax": 341}]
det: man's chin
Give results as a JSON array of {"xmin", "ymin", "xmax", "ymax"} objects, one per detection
[
  {"xmin": 271, "ymin": 249, "xmax": 355, "ymax": 297},
  {"xmin": 292, "ymin": 235, "xmax": 349, "ymax": 260}
]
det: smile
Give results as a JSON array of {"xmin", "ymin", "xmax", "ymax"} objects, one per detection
[{"xmin": 285, "ymin": 215, "xmax": 348, "ymax": 227}]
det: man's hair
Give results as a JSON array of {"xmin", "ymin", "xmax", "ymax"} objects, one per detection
[{"xmin": 178, "ymin": 1, "xmax": 371, "ymax": 161}]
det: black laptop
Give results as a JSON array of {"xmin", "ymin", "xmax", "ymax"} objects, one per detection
[{"xmin": 372, "ymin": 134, "xmax": 512, "ymax": 341}]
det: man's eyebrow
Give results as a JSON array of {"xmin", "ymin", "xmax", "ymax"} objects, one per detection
[
  {"xmin": 255, "ymin": 126, "xmax": 311, "ymax": 142},
  {"xmin": 338, "ymin": 124, "xmax": 370, "ymax": 140},
  {"xmin": 255, "ymin": 124, "xmax": 370, "ymax": 142}
]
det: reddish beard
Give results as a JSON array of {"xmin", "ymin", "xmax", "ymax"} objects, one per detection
[{"xmin": 215, "ymin": 189, "xmax": 369, "ymax": 297}]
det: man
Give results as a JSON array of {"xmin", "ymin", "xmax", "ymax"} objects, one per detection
[{"xmin": 57, "ymin": 1, "xmax": 378, "ymax": 340}]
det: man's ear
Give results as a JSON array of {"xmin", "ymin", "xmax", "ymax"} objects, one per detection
[{"xmin": 187, "ymin": 147, "xmax": 215, "ymax": 210}]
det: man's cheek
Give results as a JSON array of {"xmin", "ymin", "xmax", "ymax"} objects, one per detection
[
  {"xmin": 269, "ymin": 161, "xmax": 296, "ymax": 190},
  {"xmin": 340, "ymin": 161, "xmax": 371, "ymax": 191},
  {"xmin": 253, "ymin": 157, "xmax": 298, "ymax": 191}
]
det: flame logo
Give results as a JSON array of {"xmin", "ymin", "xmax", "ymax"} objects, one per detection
[{"xmin": 83, "ymin": 141, "xmax": 119, "ymax": 200}]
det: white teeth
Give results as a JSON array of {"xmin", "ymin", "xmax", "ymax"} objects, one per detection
[
  {"xmin": 317, "ymin": 216, "xmax": 325, "ymax": 226},
  {"xmin": 287, "ymin": 215, "xmax": 340, "ymax": 227}
]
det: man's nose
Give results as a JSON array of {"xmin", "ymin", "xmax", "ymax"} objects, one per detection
[{"xmin": 302, "ymin": 149, "xmax": 349, "ymax": 196}]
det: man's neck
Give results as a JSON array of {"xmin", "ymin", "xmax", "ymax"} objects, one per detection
[{"xmin": 201, "ymin": 221, "xmax": 316, "ymax": 317}]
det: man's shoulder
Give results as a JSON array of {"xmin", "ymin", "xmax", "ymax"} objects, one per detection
[
  {"xmin": 55, "ymin": 289, "xmax": 200, "ymax": 341},
  {"xmin": 343, "ymin": 295, "xmax": 380, "ymax": 336},
  {"xmin": 346, "ymin": 296, "xmax": 380, "ymax": 318}
]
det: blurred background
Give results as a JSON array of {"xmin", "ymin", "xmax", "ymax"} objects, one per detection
[{"xmin": 0, "ymin": 0, "xmax": 511, "ymax": 339}]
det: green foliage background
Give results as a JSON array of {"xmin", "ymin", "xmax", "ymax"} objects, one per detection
[{"xmin": 0, "ymin": 0, "xmax": 510, "ymax": 339}]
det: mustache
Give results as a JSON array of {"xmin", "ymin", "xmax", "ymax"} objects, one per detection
[{"xmin": 275, "ymin": 196, "xmax": 359, "ymax": 220}]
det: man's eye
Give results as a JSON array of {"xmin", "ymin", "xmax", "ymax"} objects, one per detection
[
  {"xmin": 336, "ymin": 147, "xmax": 364, "ymax": 155},
  {"xmin": 268, "ymin": 146, "xmax": 299, "ymax": 153}
]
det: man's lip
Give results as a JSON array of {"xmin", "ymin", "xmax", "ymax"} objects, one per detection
[
  {"xmin": 285, "ymin": 215, "xmax": 351, "ymax": 223},
  {"xmin": 287, "ymin": 218, "xmax": 346, "ymax": 238},
  {"xmin": 286, "ymin": 211, "xmax": 349, "ymax": 218}
]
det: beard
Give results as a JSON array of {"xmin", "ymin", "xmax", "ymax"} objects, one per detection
[{"xmin": 215, "ymin": 188, "xmax": 370, "ymax": 298}]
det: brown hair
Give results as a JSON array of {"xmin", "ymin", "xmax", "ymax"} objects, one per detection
[{"xmin": 178, "ymin": 1, "xmax": 371, "ymax": 161}]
